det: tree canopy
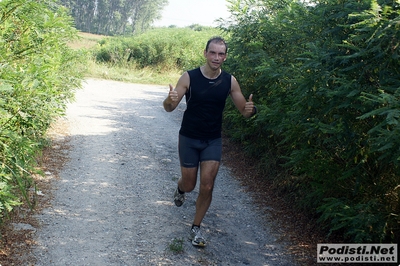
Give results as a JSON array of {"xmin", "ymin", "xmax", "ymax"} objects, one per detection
[{"xmin": 60, "ymin": 0, "xmax": 168, "ymax": 35}]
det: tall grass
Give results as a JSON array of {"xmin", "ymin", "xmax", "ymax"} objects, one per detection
[
  {"xmin": 84, "ymin": 27, "xmax": 225, "ymax": 85},
  {"xmin": 85, "ymin": 59, "xmax": 182, "ymax": 86}
]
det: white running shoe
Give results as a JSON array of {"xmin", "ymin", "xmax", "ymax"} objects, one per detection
[{"xmin": 190, "ymin": 226, "xmax": 206, "ymax": 247}]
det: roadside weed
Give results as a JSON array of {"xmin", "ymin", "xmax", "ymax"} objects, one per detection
[{"xmin": 168, "ymin": 238, "xmax": 184, "ymax": 254}]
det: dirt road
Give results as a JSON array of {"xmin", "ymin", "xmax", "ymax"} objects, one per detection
[{"xmin": 31, "ymin": 78, "xmax": 296, "ymax": 265}]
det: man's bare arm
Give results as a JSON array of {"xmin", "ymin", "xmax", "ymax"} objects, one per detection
[
  {"xmin": 163, "ymin": 72, "xmax": 190, "ymax": 112},
  {"xmin": 230, "ymin": 76, "xmax": 256, "ymax": 118}
]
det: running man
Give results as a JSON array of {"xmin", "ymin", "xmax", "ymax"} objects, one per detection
[{"xmin": 163, "ymin": 36, "xmax": 256, "ymax": 247}]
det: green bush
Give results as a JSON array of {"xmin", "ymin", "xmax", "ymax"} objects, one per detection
[
  {"xmin": 0, "ymin": 0, "xmax": 84, "ymax": 219},
  {"xmin": 92, "ymin": 27, "xmax": 224, "ymax": 71},
  {"xmin": 222, "ymin": 0, "xmax": 399, "ymax": 243}
]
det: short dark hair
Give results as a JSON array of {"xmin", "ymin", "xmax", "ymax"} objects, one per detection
[{"xmin": 205, "ymin": 36, "xmax": 228, "ymax": 53}]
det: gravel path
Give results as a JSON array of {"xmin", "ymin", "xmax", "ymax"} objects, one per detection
[{"xmin": 32, "ymin": 78, "xmax": 296, "ymax": 265}]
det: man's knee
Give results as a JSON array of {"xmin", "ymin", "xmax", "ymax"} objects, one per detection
[
  {"xmin": 199, "ymin": 179, "xmax": 215, "ymax": 194},
  {"xmin": 180, "ymin": 167, "xmax": 198, "ymax": 192},
  {"xmin": 180, "ymin": 180, "xmax": 196, "ymax": 192}
]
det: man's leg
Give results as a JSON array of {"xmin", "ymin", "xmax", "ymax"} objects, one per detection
[
  {"xmin": 176, "ymin": 134, "xmax": 200, "ymax": 194},
  {"xmin": 177, "ymin": 166, "xmax": 198, "ymax": 193},
  {"xmin": 173, "ymin": 166, "xmax": 197, "ymax": 207},
  {"xmin": 189, "ymin": 161, "xmax": 219, "ymax": 247},
  {"xmin": 193, "ymin": 160, "xmax": 220, "ymax": 226}
]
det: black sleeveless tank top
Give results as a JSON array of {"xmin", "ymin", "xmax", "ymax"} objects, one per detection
[{"xmin": 179, "ymin": 67, "xmax": 232, "ymax": 140}]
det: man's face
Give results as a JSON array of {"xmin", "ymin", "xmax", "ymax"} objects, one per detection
[{"xmin": 204, "ymin": 42, "xmax": 227, "ymax": 70}]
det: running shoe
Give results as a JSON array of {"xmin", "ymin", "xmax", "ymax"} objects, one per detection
[
  {"xmin": 190, "ymin": 226, "xmax": 206, "ymax": 247},
  {"xmin": 173, "ymin": 187, "xmax": 185, "ymax": 207}
]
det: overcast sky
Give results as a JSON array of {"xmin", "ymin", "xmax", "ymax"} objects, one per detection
[{"xmin": 153, "ymin": 0, "xmax": 231, "ymax": 27}]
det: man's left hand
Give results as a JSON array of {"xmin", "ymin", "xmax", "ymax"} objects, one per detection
[{"xmin": 245, "ymin": 94, "xmax": 256, "ymax": 117}]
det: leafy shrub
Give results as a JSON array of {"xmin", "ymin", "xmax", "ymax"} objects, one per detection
[
  {"xmin": 0, "ymin": 0, "xmax": 84, "ymax": 219},
  {"xmin": 92, "ymin": 27, "xmax": 224, "ymax": 71},
  {"xmin": 96, "ymin": 47, "xmax": 112, "ymax": 62},
  {"xmin": 222, "ymin": 0, "xmax": 399, "ymax": 243}
]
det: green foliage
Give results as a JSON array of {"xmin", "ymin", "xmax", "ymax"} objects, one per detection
[
  {"xmin": 222, "ymin": 0, "xmax": 400, "ymax": 243},
  {"xmin": 167, "ymin": 237, "xmax": 184, "ymax": 254},
  {"xmin": 0, "ymin": 0, "xmax": 84, "ymax": 220},
  {"xmin": 317, "ymin": 198, "xmax": 391, "ymax": 242},
  {"xmin": 60, "ymin": 0, "xmax": 168, "ymax": 35},
  {"xmin": 92, "ymin": 27, "xmax": 224, "ymax": 72}
]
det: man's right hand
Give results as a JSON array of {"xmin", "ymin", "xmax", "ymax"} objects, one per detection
[
  {"xmin": 164, "ymin": 72, "xmax": 189, "ymax": 112},
  {"xmin": 168, "ymin": 84, "xmax": 179, "ymax": 102}
]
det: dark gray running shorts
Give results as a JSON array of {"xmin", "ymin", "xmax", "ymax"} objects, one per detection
[{"xmin": 178, "ymin": 134, "xmax": 222, "ymax": 168}]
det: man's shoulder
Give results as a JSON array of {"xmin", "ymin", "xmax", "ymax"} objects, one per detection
[
  {"xmin": 187, "ymin": 67, "xmax": 201, "ymax": 75},
  {"xmin": 221, "ymin": 70, "xmax": 232, "ymax": 78},
  {"xmin": 187, "ymin": 68, "xmax": 202, "ymax": 80}
]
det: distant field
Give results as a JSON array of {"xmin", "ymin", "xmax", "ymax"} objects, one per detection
[
  {"xmin": 68, "ymin": 32, "xmax": 108, "ymax": 49},
  {"xmin": 69, "ymin": 31, "xmax": 181, "ymax": 85}
]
